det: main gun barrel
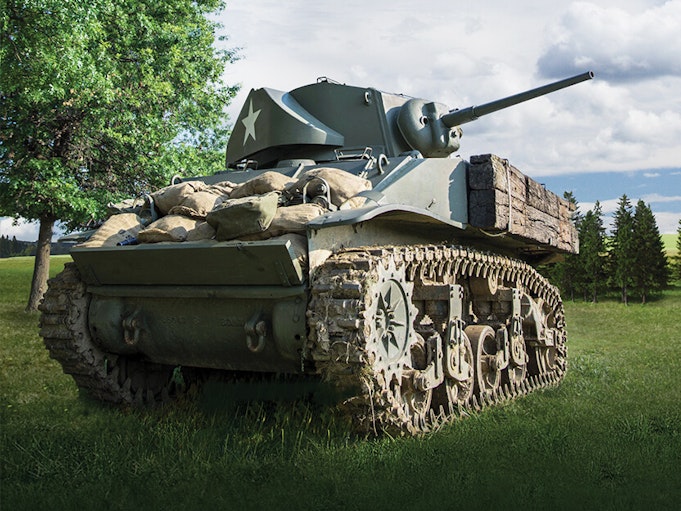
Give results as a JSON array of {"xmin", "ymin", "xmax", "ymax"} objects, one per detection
[{"xmin": 441, "ymin": 71, "xmax": 594, "ymax": 128}]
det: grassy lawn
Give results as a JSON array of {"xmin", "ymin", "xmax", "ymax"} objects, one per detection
[
  {"xmin": 1, "ymin": 256, "xmax": 680, "ymax": 510},
  {"xmin": 662, "ymin": 233, "xmax": 678, "ymax": 256}
]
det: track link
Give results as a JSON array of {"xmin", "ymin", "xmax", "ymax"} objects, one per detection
[{"xmin": 307, "ymin": 245, "xmax": 567, "ymax": 435}]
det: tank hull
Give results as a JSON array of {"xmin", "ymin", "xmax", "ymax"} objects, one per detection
[
  {"xmin": 41, "ymin": 225, "xmax": 567, "ymax": 434},
  {"xmin": 40, "ymin": 155, "xmax": 574, "ymax": 435}
]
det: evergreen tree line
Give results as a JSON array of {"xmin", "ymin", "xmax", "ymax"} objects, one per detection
[
  {"xmin": 0, "ymin": 234, "xmax": 31, "ymax": 257},
  {"xmin": 543, "ymin": 194, "xmax": 674, "ymax": 304},
  {"xmin": 0, "ymin": 234, "xmax": 71, "ymax": 258},
  {"xmin": 676, "ymin": 219, "xmax": 681, "ymax": 282}
]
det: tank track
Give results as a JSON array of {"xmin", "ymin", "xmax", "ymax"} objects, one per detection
[
  {"xmin": 39, "ymin": 263, "xmax": 190, "ymax": 406},
  {"xmin": 307, "ymin": 245, "xmax": 567, "ymax": 435}
]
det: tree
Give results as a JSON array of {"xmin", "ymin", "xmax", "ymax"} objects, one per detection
[
  {"xmin": 1, "ymin": 0, "xmax": 238, "ymax": 310},
  {"xmin": 609, "ymin": 194, "xmax": 635, "ymax": 305},
  {"xmin": 674, "ymin": 219, "xmax": 681, "ymax": 282},
  {"xmin": 560, "ymin": 191, "xmax": 585, "ymax": 301},
  {"xmin": 631, "ymin": 200, "xmax": 670, "ymax": 303},
  {"xmin": 541, "ymin": 191, "xmax": 584, "ymax": 300},
  {"xmin": 578, "ymin": 201, "xmax": 606, "ymax": 302},
  {"xmin": 0, "ymin": 234, "xmax": 8, "ymax": 257}
]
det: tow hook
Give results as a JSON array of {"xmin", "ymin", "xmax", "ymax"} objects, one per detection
[
  {"xmin": 245, "ymin": 311, "xmax": 267, "ymax": 353},
  {"xmin": 122, "ymin": 309, "xmax": 144, "ymax": 346}
]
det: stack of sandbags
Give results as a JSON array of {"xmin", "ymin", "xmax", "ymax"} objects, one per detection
[
  {"xmin": 79, "ymin": 167, "xmax": 372, "ymax": 254},
  {"xmin": 467, "ymin": 154, "xmax": 578, "ymax": 253}
]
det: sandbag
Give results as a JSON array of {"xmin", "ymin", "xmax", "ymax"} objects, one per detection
[
  {"xmin": 106, "ymin": 197, "xmax": 145, "ymax": 216},
  {"xmin": 270, "ymin": 203, "xmax": 325, "ymax": 234},
  {"xmin": 168, "ymin": 190, "xmax": 224, "ymax": 219},
  {"xmin": 207, "ymin": 180, "xmax": 238, "ymax": 197},
  {"xmin": 78, "ymin": 213, "xmax": 145, "ymax": 247},
  {"xmin": 151, "ymin": 181, "xmax": 206, "ymax": 215},
  {"xmin": 206, "ymin": 192, "xmax": 279, "ymax": 241},
  {"xmin": 241, "ymin": 203, "xmax": 325, "ymax": 240},
  {"xmin": 230, "ymin": 171, "xmax": 294, "ymax": 199},
  {"xmin": 292, "ymin": 167, "xmax": 371, "ymax": 207},
  {"xmin": 185, "ymin": 221, "xmax": 216, "ymax": 241},
  {"xmin": 137, "ymin": 215, "xmax": 202, "ymax": 243}
]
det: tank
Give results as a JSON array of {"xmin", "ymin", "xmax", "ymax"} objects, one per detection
[{"xmin": 39, "ymin": 71, "xmax": 593, "ymax": 434}]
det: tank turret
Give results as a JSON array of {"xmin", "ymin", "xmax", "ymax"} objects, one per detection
[{"xmin": 226, "ymin": 72, "xmax": 593, "ymax": 167}]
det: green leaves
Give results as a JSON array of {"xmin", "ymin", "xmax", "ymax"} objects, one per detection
[
  {"xmin": 1, "ymin": 0, "xmax": 238, "ymax": 228},
  {"xmin": 675, "ymin": 220, "xmax": 681, "ymax": 281},
  {"xmin": 1, "ymin": 0, "xmax": 238, "ymax": 307},
  {"xmin": 0, "ymin": 157, "xmax": 104, "ymax": 226}
]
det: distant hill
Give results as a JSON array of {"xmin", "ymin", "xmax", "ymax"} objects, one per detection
[{"xmin": 0, "ymin": 236, "xmax": 73, "ymax": 258}]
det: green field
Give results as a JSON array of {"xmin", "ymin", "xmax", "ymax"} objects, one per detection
[
  {"xmin": 662, "ymin": 233, "xmax": 678, "ymax": 257},
  {"xmin": 2, "ymin": 256, "xmax": 680, "ymax": 510}
]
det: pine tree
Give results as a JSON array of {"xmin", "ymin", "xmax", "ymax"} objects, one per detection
[
  {"xmin": 609, "ymin": 195, "xmax": 635, "ymax": 305},
  {"xmin": 674, "ymin": 219, "xmax": 681, "ymax": 282},
  {"xmin": 557, "ymin": 191, "xmax": 584, "ymax": 300},
  {"xmin": 0, "ymin": 234, "xmax": 8, "ymax": 258},
  {"xmin": 578, "ymin": 201, "xmax": 606, "ymax": 302},
  {"xmin": 631, "ymin": 200, "xmax": 670, "ymax": 303}
]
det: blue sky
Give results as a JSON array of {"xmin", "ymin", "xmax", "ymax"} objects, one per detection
[
  {"xmin": 2, "ymin": 0, "xmax": 680, "ymax": 239},
  {"xmin": 540, "ymin": 168, "xmax": 681, "ymax": 233}
]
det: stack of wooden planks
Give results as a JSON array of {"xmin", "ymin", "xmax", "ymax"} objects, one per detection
[{"xmin": 467, "ymin": 154, "xmax": 578, "ymax": 254}]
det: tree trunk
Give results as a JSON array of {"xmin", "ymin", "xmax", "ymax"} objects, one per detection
[
  {"xmin": 622, "ymin": 284, "xmax": 628, "ymax": 306},
  {"xmin": 26, "ymin": 215, "xmax": 55, "ymax": 312}
]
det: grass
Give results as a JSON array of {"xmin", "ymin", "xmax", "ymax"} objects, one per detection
[
  {"xmin": 662, "ymin": 233, "xmax": 678, "ymax": 258},
  {"xmin": 1, "ymin": 256, "xmax": 681, "ymax": 510}
]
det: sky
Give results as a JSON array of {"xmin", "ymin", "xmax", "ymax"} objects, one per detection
[{"xmin": 2, "ymin": 0, "xmax": 680, "ymax": 240}]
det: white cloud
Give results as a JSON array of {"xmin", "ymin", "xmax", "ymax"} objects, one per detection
[
  {"xmin": 0, "ymin": 217, "xmax": 65, "ymax": 242},
  {"xmin": 538, "ymin": 1, "xmax": 681, "ymax": 81},
  {"xmin": 0, "ymin": 217, "xmax": 41, "ymax": 242},
  {"xmin": 614, "ymin": 108, "xmax": 681, "ymax": 145},
  {"xmin": 579, "ymin": 198, "xmax": 620, "ymax": 215},
  {"xmin": 640, "ymin": 193, "xmax": 681, "ymax": 204},
  {"xmin": 654, "ymin": 212, "xmax": 681, "ymax": 235},
  {"xmin": 581, "ymin": 192, "xmax": 681, "ymax": 213},
  {"xmin": 580, "ymin": 192, "xmax": 681, "ymax": 234}
]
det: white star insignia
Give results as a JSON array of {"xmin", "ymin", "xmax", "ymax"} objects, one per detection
[{"xmin": 241, "ymin": 99, "xmax": 261, "ymax": 145}]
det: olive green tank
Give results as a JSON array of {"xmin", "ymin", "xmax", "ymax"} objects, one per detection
[{"xmin": 40, "ymin": 71, "xmax": 593, "ymax": 434}]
